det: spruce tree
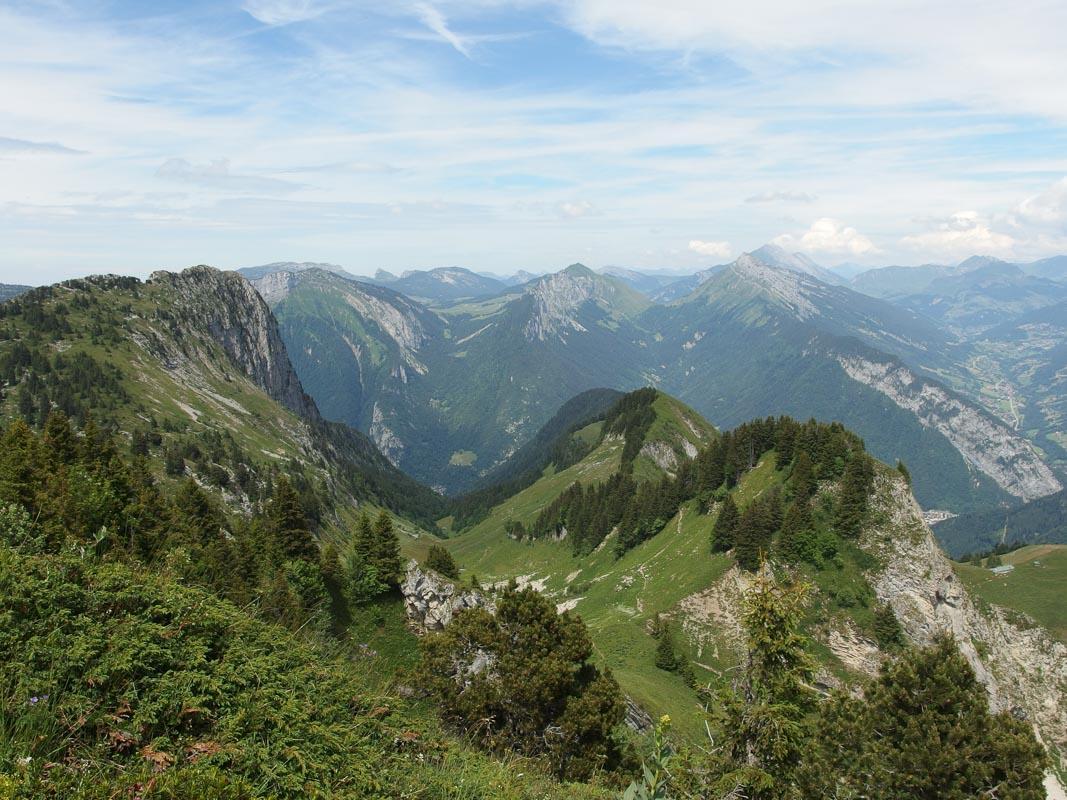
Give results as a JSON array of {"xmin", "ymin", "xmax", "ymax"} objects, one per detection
[
  {"xmin": 372, "ymin": 509, "xmax": 402, "ymax": 586},
  {"xmin": 712, "ymin": 572, "xmax": 814, "ymax": 799},
  {"xmin": 803, "ymin": 637, "xmax": 1047, "ymax": 799},
  {"xmin": 789, "ymin": 450, "xmax": 815, "ymax": 501},
  {"xmin": 655, "ymin": 624, "xmax": 678, "ymax": 672},
  {"xmin": 425, "ymin": 543, "xmax": 459, "ymax": 579},
  {"xmin": 777, "ymin": 499, "xmax": 812, "ymax": 563},
  {"xmin": 834, "ymin": 453, "xmax": 874, "ymax": 538},
  {"xmin": 268, "ymin": 476, "xmax": 317, "ymax": 562},
  {"xmin": 712, "ymin": 494, "xmax": 739, "ymax": 552}
]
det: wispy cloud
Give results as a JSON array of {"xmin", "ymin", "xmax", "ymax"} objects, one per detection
[
  {"xmin": 0, "ymin": 136, "xmax": 84, "ymax": 156},
  {"xmin": 242, "ymin": 0, "xmax": 324, "ymax": 26},
  {"xmin": 413, "ymin": 3, "xmax": 471, "ymax": 58},
  {"xmin": 745, "ymin": 190, "xmax": 816, "ymax": 204},
  {"xmin": 155, "ymin": 159, "xmax": 304, "ymax": 194}
]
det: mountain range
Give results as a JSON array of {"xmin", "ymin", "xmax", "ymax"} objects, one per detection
[{"xmin": 247, "ymin": 248, "xmax": 1064, "ymax": 514}]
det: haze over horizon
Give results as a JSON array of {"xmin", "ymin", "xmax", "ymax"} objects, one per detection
[{"xmin": 3, "ymin": 0, "xmax": 1067, "ymax": 284}]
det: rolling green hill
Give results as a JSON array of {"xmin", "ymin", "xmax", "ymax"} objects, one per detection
[
  {"xmin": 444, "ymin": 392, "xmax": 898, "ymax": 735},
  {"xmin": 439, "ymin": 392, "xmax": 1067, "ymax": 773}
]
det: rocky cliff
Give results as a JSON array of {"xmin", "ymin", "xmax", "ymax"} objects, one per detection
[
  {"xmin": 862, "ymin": 471, "xmax": 1067, "ymax": 780},
  {"xmin": 148, "ymin": 266, "xmax": 319, "ymax": 421},
  {"xmin": 838, "ymin": 354, "xmax": 1062, "ymax": 501}
]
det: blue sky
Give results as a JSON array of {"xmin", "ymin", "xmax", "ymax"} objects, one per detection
[{"xmin": 2, "ymin": 0, "xmax": 1067, "ymax": 283}]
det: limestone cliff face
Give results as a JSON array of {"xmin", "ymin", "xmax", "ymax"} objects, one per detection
[
  {"xmin": 862, "ymin": 472, "xmax": 1067, "ymax": 767},
  {"xmin": 838, "ymin": 354, "xmax": 1062, "ymax": 502},
  {"xmin": 148, "ymin": 266, "xmax": 319, "ymax": 421}
]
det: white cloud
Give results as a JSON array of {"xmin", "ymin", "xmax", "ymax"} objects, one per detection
[
  {"xmin": 155, "ymin": 159, "xmax": 303, "ymax": 194},
  {"xmin": 774, "ymin": 218, "xmax": 876, "ymax": 256},
  {"xmin": 1014, "ymin": 177, "xmax": 1067, "ymax": 229},
  {"xmin": 557, "ymin": 0, "xmax": 1067, "ymax": 120},
  {"xmin": 745, "ymin": 190, "xmax": 816, "ymax": 204},
  {"xmin": 242, "ymin": 0, "xmax": 323, "ymax": 25},
  {"xmin": 414, "ymin": 3, "xmax": 472, "ymax": 58},
  {"xmin": 900, "ymin": 211, "xmax": 1016, "ymax": 259},
  {"xmin": 688, "ymin": 239, "xmax": 732, "ymax": 258},
  {"xmin": 557, "ymin": 200, "xmax": 599, "ymax": 219}
]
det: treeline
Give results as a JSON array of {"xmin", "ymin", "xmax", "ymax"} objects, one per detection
[
  {"xmin": 529, "ymin": 414, "xmax": 876, "ymax": 566},
  {"xmin": 0, "ymin": 412, "xmax": 403, "ymax": 632}
]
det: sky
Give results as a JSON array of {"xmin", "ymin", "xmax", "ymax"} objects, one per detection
[{"xmin": 2, "ymin": 0, "xmax": 1067, "ymax": 284}]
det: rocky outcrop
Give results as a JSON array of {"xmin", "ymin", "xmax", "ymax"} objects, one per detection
[
  {"xmin": 148, "ymin": 266, "xmax": 319, "ymax": 421},
  {"xmin": 838, "ymin": 354, "xmax": 1062, "ymax": 501},
  {"xmin": 369, "ymin": 403, "xmax": 404, "ymax": 467},
  {"xmin": 862, "ymin": 472, "xmax": 1067, "ymax": 768},
  {"xmin": 639, "ymin": 440, "xmax": 679, "ymax": 473},
  {"xmin": 401, "ymin": 560, "xmax": 493, "ymax": 631}
]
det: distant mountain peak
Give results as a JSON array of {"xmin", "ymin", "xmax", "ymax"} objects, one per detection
[
  {"xmin": 562, "ymin": 262, "xmax": 596, "ymax": 277},
  {"xmin": 523, "ymin": 263, "xmax": 647, "ymax": 342},
  {"xmin": 748, "ymin": 244, "xmax": 845, "ymax": 285}
]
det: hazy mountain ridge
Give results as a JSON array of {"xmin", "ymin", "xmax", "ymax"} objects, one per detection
[{"xmin": 253, "ymin": 251, "xmax": 1062, "ymax": 509}]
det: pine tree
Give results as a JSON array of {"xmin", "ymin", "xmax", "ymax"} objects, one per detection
[
  {"xmin": 418, "ymin": 586, "xmax": 625, "ymax": 781},
  {"xmin": 655, "ymin": 624, "xmax": 678, "ymax": 672},
  {"xmin": 268, "ymin": 476, "xmax": 317, "ymax": 562},
  {"xmin": 789, "ymin": 450, "xmax": 815, "ymax": 501},
  {"xmin": 712, "ymin": 572, "xmax": 815, "ymax": 799},
  {"xmin": 425, "ymin": 543, "xmax": 459, "ymax": 579},
  {"xmin": 372, "ymin": 509, "xmax": 402, "ymax": 586},
  {"xmin": 712, "ymin": 494, "xmax": 739, "ymax": 552},
  {"xmin": 803, "ymin": 637, "xmax": 1047, "ymax": 799}
]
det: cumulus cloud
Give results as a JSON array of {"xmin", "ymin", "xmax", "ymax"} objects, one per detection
[
  {"xmin": 242, "ymin": 0, "xmax": 323, "ymax": 25},
  {"xmin": 745, "ymin": 190, "xmax": 816, "ymax": 204},
  {"xmin": 688, "ymin": 239, "xmax": 732, "ymax": 258},
  {"xmin": 774, "ymin": 218, "xmax": 877, "ymax": 256},
  {"xmin": 556, "ymin": 200, "xmax": 599, "ymax": 219},
  {"xmin": 1014, "ymin": 177, "xmax": 1067, "ymax": 229},
  {"xmin": 900, "ymin": 211, "xmax": 1015, "ymax": 259},
  {"xmin": 155, "ymin": 158, "xmax": 303, "ymax": 194}
]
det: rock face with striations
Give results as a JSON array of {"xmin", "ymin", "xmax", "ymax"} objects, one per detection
[{"xmin": 148, "ymin": 266, "xmax": 319, "ymax": 421}]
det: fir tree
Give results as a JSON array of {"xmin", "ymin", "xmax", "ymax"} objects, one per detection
[
  {"xmin": 712, "ymin": 494, "xmax": 739, "ymax": 552},
  {"xmin": 803, "ymin": 637, "xmax": 1047, "ymax": 799},
  {"xmin": 425, "ymin": 543, "xmax": 459, "ymax": 579},
  {"xmin": 268, "ymin": 476, "xmax": 317, "ymax": 562},
  {"xmin": 712, "ymin": 572, "xmax": 815, "ymax": 799}
]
